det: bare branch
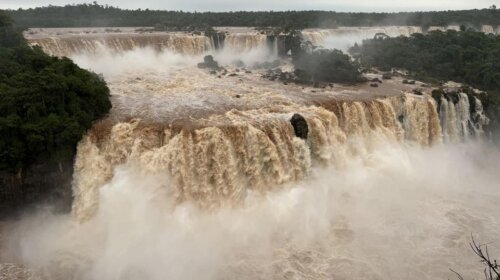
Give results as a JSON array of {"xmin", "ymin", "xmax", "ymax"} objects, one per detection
[
  {"xmin": 469, "ymin": 234, "xmax": 500, "ymax": 280},
  {"xmin": 450, "ymin": 268, "xmax": 465, "ymax": 280}
]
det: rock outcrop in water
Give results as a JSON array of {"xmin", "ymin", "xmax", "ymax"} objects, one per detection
[
  {"xmin": 290, "ymin": 114, "xmax": 309, "ymax": 139},
  {"xmin": 197, "ymin": 55, "xmax": 220, "ymax": 70}
]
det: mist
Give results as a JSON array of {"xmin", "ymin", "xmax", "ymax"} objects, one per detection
[
  {"xmin": 70, "ymin": 46, "xmax": 278, "ymax": 79},
  {"xmin": 1, "ymin": 139, "xmax": 499, "ymax": 280}
]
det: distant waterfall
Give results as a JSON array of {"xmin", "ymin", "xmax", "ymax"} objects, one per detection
[
  {"xmin": 28, "ymin": 34, "xmax": 214, "ymax": 56},
  {"xmin": 434, "ymin": 92, "xmax": 489, "ymax": 142}
]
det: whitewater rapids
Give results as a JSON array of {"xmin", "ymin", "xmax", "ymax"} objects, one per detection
[{"xmin": 1, "ymin": 29, "xmax": 499, "ymax": 280}]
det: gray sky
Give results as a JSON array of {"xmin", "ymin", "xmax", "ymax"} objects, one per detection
[{"xmin": 0, "ymin": 0, "xmax": 499, "ymax": 12}]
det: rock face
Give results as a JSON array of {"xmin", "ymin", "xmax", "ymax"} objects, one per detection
[
  {"xmin": 290, "ymin": 113, "xmax": 309, "ymax": 139},
  {"xmin": 0, "ymin": 160, "xmax": 73, "ymax": 219}
]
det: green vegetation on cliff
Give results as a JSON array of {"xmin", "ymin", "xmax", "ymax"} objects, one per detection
[
  {"xmin": 5, "ymin": 3, "xmax": 500, "ymax": 29},
  {"xmin": 351, "ymin": 30, "xmax": 500, "ymax": 90},
  {"xmin": 0, "ymin": 11, "xmax": 111, "ymax": 172},
  {"xmin": 352, "ymin": 29, "xmax": 500, "ymax": 135}
]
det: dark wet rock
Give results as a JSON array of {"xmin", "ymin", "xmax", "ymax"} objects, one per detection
[
  {"xmin": 412, "ymin": 89, "xmax": 423, "ymax": 95},
  {"xmin": 197, "ymin": 55, "xmax": 219, "ymax": 70},
  {"xmin": 235, "ymin": 94, "xmax": 241, "ymax": 98},
  {"xmin": 245, "ymin": 70, "xmax": 252, "ymax": 74},
  {"xmin": 209, "ymin": 70, "xmax": 217, "ymax": 75},
  {"xmin": 371, "ymin": 77, "xmax": 383, "ymax": 83},
  {"xmin": 402, "ymin": 79, "xmax": 409, "ymax": 84},
  {"xmin": 290, "ymin": 114, "xmax": 309, "ymax": 140},
  {"xmin": 228, "ymin": 73, "xmax": 238, "ymax": 77},
  {"xmin": 408, "ymin": 80, "xmax": 416, "ymax": 85},
  {"xmin": 370, "ymin": 83, "xmax": 379, "ymax": 87},
  {"xmin": 1, "ymin": 159, "xmax": 74, "ymax": 219},
  {"xmin": 382, "ymin": 73, "xmax": 392, "ymax": 79}
]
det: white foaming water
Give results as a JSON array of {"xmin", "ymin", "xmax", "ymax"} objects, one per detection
[{"xmin": 2, "ymin": 141, "xmax": 500, "ymax": 280}]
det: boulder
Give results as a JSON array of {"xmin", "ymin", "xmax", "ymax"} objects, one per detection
[
  {"xmin": 370, "ymin": 83, "xmax": 379, "ymax": 87},
  {"xmin": 290, "ymin": 114, "xmax": 309, "ymax": 140}
]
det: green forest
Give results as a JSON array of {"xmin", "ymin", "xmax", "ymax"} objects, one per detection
[
  {"xmin": 4, "ymin": 3, "xmax": 500, "ymax": 29},
  {"xmin": 0, "ymin": 11, "xmax": 111, "ymax": 172},
  {"xmin": 351, "ymin": 29, "xmax": 500, "ymax": 134},
  {"xmin": 351, "ymin": 30, "xmax": 500, "ymax": 90}
]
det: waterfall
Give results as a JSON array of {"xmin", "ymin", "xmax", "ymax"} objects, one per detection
[
  {"xmin": 3, "ymin": 25, "xmax": 498, "ymax": 280},
  {"xmin": 71, "ymin": 94, "xmax": 448, "ymax": 221},
  {"xmin": 26, "ymin": 25, "xmax": 498, "ymax": 58},
  {"xmin": 481, "ymin": 25, "xmax": 495, "ymax": 34},
  {"xmin": 224, "ymin": 33, "xmax": 268, "ymax": 52},
  {"xmin": 28, "ymin": 33, "xmax": 214, "ymax": 56},
  {"xmin": 435, "ymin": 92, "xmax": 489, "ymax": 142},
  {"xmin": 301, "ymin": 26, "xmax": 424, "ymax": 49}
]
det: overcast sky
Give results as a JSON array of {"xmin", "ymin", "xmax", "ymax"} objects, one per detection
[{"xmin": 0, "ymin": 0, "xmax": 499, "ymax": 12}]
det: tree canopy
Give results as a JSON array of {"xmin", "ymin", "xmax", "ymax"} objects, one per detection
[
  {"xmin": 4, "ymin": 3, "xmax": 500, "ymax": 29},
  {"xmin": 0, "ymin": 11, "xmax": 111, "ymax": 172}
]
